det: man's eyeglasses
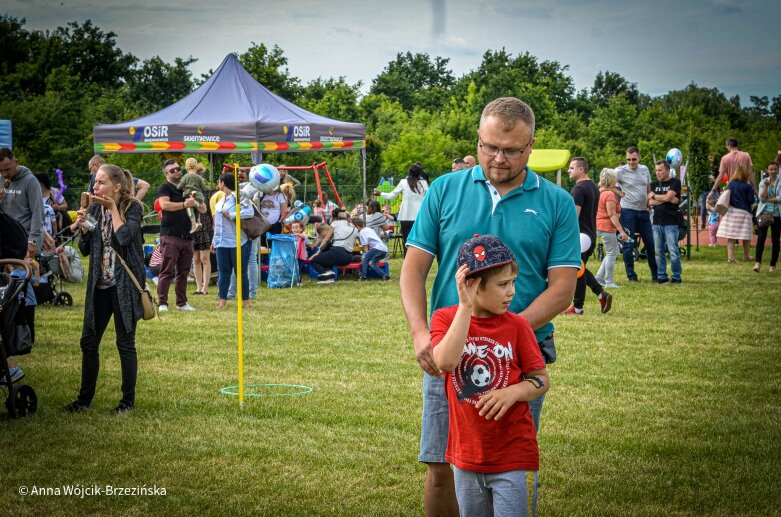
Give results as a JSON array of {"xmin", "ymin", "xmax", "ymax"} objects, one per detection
[
  {"xmin": 626, "ymin": 158, "xmax": 639, "ymax": 162},
  {"xmin": 166, "ymin": 167, "xmax": 181, "ymax": 174},
  {"xmin": 478, "ymin": 137, "xmax": 531, "ymax": 160}
]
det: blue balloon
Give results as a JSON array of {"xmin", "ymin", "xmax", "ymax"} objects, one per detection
[
  {"xmin": 666, "ymin": 148, "xmax": 683, "ymax": 169},
  {"xmin": 283, "ymin": 205, "xmax": 310, "ymax": 226},
  {"xmin": 249, "ymin": 163, "xmax": 280, "ymax": 193}
]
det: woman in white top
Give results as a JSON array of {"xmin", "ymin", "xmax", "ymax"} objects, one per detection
[
  {"xmin": 374, "ymin": 163, "xmax": 429, "ymax": 253},
  {"xmin": 211, "ymin": 173, "xmax": 254, "ymax": 309}
]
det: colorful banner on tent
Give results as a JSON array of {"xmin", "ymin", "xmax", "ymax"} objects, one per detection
[{"xmin": 94, "ymin": 139, "xmax": 365, "ymax": 154}]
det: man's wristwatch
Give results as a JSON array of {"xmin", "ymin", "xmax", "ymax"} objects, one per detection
[{"xmin": 28, "ymin": 239, "xmax": 38, "ymax": 247}]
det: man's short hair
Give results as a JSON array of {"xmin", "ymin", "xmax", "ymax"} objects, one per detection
[
  {"xmin": 655, "ymin": 159, "xmax": 670, "ymax": 169},
  {"xmin": 0, "ymin": 147, "xmax": 15, "ymax": 161},
  {"xmin": 88, "ymin": 155, "xmax": 105, "ymax": 169},
  {"xmin": 726, "ymin": 137, "xmax": 739, "ymax": 148},
  {"xmin": 452, "ymin": 158, "xmax": 465, "ymax": 166},
  {"xmin": 163, "ymin": 159, "xmax": 177, "ymax": 171},
  {"xmin": 626, "ymin": 146, "xmax": 640, "ymax": 155},
  {"xmin": 571, "ymin": 157, "xmax": 588, "ymax": 171},
  {"xmin": 480, "ymin": 97, "xmax": 535, "ymax": 134}
]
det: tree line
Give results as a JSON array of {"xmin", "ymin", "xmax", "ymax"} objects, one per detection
[{"xmin": 1, "ymin": 14, "xmax": 779, "ymax": 205}]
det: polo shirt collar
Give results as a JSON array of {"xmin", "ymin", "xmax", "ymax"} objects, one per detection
[{"xmin": 472, "ymin": 165, "xmax": 540, "ymax": 191}]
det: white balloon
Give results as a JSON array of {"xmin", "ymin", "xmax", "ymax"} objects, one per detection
[{"xmin": 579, "ymin": 233, "xmax": 592, "ymax": 253}]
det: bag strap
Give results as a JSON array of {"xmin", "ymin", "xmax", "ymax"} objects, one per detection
[{"xmin": 111, "ymin": 244, "xmax": 146, "ymax": 295}]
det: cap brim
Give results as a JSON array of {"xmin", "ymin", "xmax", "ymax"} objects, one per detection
[{"xmin": 465, "ymin": 259, "xmax": 514, "ymax": 277}]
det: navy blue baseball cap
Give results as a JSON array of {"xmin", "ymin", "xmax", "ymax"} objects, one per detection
[{"xmin": 457, "ymin": 234, "xmax": 515, "ymax": 277}]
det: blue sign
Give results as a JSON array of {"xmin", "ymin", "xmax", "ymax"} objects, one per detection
[{"xmin": 0, "ymin": 120, "xmax": 11, "ymax": 149}]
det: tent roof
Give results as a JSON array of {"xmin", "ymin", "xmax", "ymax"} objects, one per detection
[{"xmin": 93, "ymin": 54, "xmax": 365, "ymax": 154}]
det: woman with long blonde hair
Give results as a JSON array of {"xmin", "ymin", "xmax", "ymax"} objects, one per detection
[{"xmin": 65, "ymin": 164, "xmax": 145, "ymax": 414}]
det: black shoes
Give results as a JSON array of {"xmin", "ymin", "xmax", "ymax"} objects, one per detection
[
  {"xmin": 111, "ymin": 402, "xmax": 134, "ymax": 415},
  {"xmin": 63, "ymin": 401, "xmax": 90, "ymax": 413}
]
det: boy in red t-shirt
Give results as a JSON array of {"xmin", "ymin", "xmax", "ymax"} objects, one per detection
[{"xmin": 430, "ymin": 234, "xmax": 550, "ymax": 516}]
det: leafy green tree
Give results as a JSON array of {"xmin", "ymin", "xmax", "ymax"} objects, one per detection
[
  {"xmin": 587, "ymin": 95, "xmax": 639, "ymax": 167},
  {"xmin": 370, "ymin": 52, "xmax": 455, "ymax": 112},
  {"xmin": 50, "ymin": 20, "xmax": 137, "ymax": 89},
  {"xmin": 298, "ymin": 77, "xmax": 361, "ymax": 122},
  {"xmin": 125, "ymin": 56, "xmax": 196, "ymax": 112},
  {"xmin": 239, "ymin": 43, "xmax": 301, "ymax": 100},
  {"xmin": 590, "ymin": 70, "xmax": 641, "ymax": 108},
  {"xmin": 455, "ymin": 49, "xmax": 575, "ymax": 116},
  {"xmin": 358, "ymin": 94, "xmax": 409, "ymax": 147},
  {"xmin": 382, "ymin": 110, "xmax": 458, "ymax": 175}
]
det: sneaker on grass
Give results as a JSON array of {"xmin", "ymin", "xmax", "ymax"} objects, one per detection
[
  {"xmin": 561, "ymin": 305, "xmax": 583, "ymax": 316},
  {"xmin": 158, "ymin": 304, "xmax": 168, "ymax": 312},
  {"xmin": 317, "ymin": 278, "xmax": 335, "ymax": 284},
  {"xmin": 599, "ymin": 292, "xmax": 613, "ymax": 314},
  {"xmin": 1, "ymin": 366, "xmax": 24, "ymax": 384},
  {"xmin": 176, "ymin": 303, "xmax": 196, "ymax": 311}
]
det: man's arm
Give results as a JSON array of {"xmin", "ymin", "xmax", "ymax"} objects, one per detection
[
  {"xmin": 158, "ymin": 196, "xmax": 197, "ymax": 211},
  {"xmin": 518, "ymin": 267, "xmax": 578, "ymax": 331},
  {"xmin": 26, "ymin": 178, "xmax": 45, "ymax": 255},
  {"xmin": 399, "ymin": 246, "xmax": 438, "ymax": 376},
  {"xmin": 135, "ymin": 179, "xmax": 150, "ymax": 201}
]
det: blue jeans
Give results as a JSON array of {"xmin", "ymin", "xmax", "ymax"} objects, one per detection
[
  {"xmin": 619, "ymin": 208, "xmax": 657, "ymax": 280},
  {"xmin": 653, "ymin": 224, "xmax": 682, "ymax": 281},
  {"xmin": 229, "ymin": 237, "xmax": 260, "ymax": 298},
  {"xmin": 216, "ymin": 243, "xmax": 251, "ymax": 301},
  {"xmin": 454, "ymin": 467, "xmax": 538, "ymax": 517},
  {"xmin": 360, "ymin": 248, "xmax": 387, "ymax": 279}
]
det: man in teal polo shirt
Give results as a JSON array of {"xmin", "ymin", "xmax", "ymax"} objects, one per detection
[{"xmin": 400, "ymin": 97, "xmax": 580, "ymax": 515}]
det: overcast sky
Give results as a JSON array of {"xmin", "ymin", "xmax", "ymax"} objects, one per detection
[{"xmin": 5, "ymin": 0, "xmax": 780, "ymax": 104}]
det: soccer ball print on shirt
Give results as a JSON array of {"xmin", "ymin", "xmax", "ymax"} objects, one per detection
[{"xmin": 453, "ymin": 335, "xmax": 513, "ymax": 403}]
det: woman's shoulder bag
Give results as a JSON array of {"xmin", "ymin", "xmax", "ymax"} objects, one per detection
[{"xmin": 113, "ymin": 245, "xmax": 158, "ymax": 320}]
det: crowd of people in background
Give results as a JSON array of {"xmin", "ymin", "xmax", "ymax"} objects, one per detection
[{"xmin": 0, "ymin": 121, "xmax": 781, "ymax": 440}]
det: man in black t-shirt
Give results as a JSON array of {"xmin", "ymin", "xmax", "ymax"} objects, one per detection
[
  {"xmin": 562, "ymin": 157, "xmax": 612, "ymax": 315},
  {"xmin": 156, "ymin": 159, "xmax": 207, "ymax": 311},
  {"xmin": 649, "ymin": 160, "xmax": 683, "ymax": 283}
]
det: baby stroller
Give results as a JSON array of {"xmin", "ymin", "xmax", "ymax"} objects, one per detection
[
  {"xmin": 0, "ymin": 259, "xmax": 38, "ymax": 418},
  {"xmin": 34, "ymin": 229, "xmax": 83, "ymax": 307}
]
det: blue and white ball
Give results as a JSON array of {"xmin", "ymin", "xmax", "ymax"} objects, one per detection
[
  {"xmin": 249, "ymin": 163, "xmax": 280, "ymax": 193},
  {"xmin": 666, "ymin": 148, "xmax": 683, "ymax": 169}
]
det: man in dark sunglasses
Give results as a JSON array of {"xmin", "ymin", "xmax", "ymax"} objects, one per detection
[
  {"xmin": 155, "ymin": 159, "xmax": 206, "ymax": 312},
  {"xmin": 615, "ymin": 146, "xmax": 657, "ymax": 282}
]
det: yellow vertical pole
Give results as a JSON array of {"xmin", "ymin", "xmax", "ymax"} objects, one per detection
[{"xmin": 235, "ymin": 163, "xmax": 245, "ymax": 409}]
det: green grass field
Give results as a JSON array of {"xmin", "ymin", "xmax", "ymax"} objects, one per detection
[{"xmin": 3, "ymin": 247, "xmax": 780, "ymax": 516}]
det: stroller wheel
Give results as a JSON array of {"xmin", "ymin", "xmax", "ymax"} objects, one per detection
[
  {"xmin": 6, "ymin": 384, "xmax": 37, "ymax": 418},
  {"xmin": 54, "ymin": 292, "xmax": 73, "ymax": 306}
]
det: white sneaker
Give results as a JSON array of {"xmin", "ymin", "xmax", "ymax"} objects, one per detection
[
  {"xmin": 176, "ymin": 303, "xmax": 196, "ymax": 311},
  {"xmin": 317, "ymin": 278, "xmax": 335, "ymax": 284},
  {"xmin": 605, "ymin": 283, "xmax": 621, "ymax": 288},
  {"xmin": 158, "ymin": 304, "xmax": 168, "ymax": 312}
]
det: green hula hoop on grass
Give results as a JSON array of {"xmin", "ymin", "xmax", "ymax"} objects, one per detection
[{"xmin": 220, "ymin": 383, "xmax": 314, "ymax": 398}]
